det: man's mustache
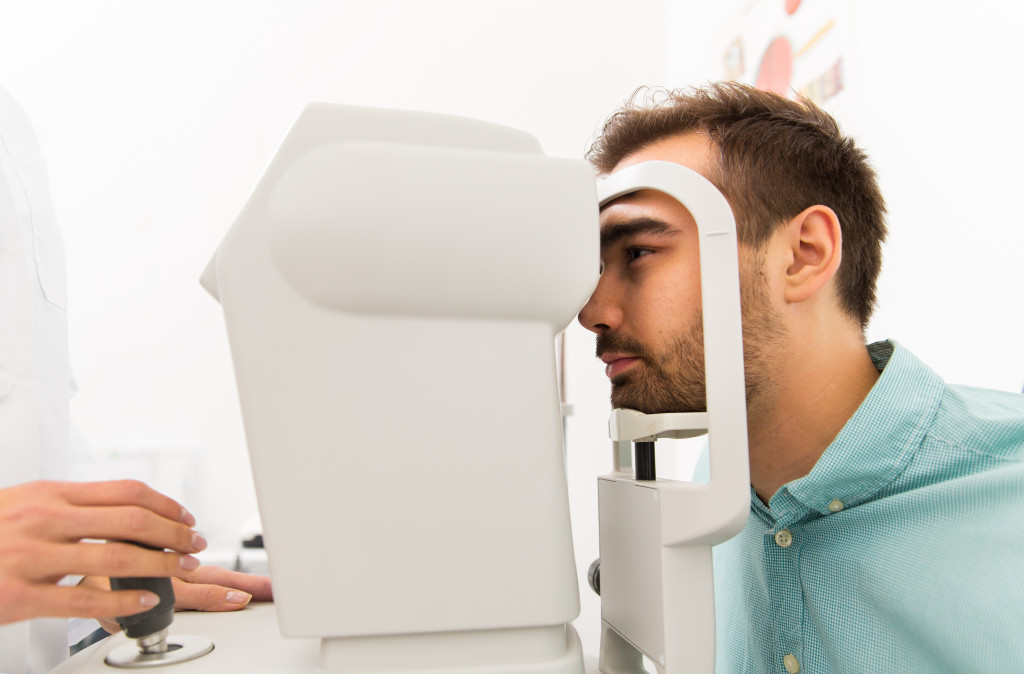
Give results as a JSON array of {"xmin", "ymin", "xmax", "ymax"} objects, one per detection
[{"xmin": 595, "ymin": 332, "xmax": 654, "ymax": 361}]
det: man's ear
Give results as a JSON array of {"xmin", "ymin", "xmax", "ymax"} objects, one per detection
[{"xmin": 780, "ymin": 205, "xmax": 842, "ymax": 305}]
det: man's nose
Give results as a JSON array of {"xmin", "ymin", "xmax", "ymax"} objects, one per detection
[{"xmin": 578, "ymin": 272, "xmax": 622, "ymax": 335}]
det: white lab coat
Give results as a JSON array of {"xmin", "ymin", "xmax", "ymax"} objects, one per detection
[{"xmin": 0, "ymin": 84, "xmax": 73, "ymax": 674}]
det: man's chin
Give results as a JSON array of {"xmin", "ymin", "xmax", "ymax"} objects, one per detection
[
  {"xmin": 610, "ymin": 386, "xmax": 643, "ymax": 411},
  {"xmin": 611, "ymin": 402, "xmax": 709, "ymax": 415},
  {"xmin": 611, "ymin": 384, "xmax": 707, "ymax": 415}
]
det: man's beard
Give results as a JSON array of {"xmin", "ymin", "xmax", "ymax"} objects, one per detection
[
  {"xmin": 597, "ymin": 318, "xmax": 707, "ymax": 414},
  {"xmin": 596, "ymin": 272, "xmax": 784, "ymax": 414}
]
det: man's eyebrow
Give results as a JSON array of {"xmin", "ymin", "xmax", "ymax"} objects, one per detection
[{"xmin": 600, "ymin": 217, "xmax": 679, "ymax": 249}]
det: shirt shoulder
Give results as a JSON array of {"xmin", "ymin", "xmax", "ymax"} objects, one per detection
[
  {"xmin": 926, "ymin": 383, "xmax": 1024, "ymax": 463},
  {"xmin": 884, "ymin": 381, "xmax": 1024, "ymax": 500}
]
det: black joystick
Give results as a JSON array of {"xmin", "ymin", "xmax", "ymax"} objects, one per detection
[
  {"xmin": 104, "ymin": 543, "xmax": 214, "ymax": 669},
  {"xmin": 109, "ymin": 546, "xmax": 176, "ymax": 653}
]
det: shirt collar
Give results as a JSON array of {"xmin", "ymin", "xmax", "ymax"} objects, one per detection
[{"xmin": 766, "ymin": 340, "xmax": 945, "ymax": 523}]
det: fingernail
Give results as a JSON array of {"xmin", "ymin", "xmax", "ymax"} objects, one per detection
[
  {"xmin": 180, "ymin": 555, "xmax": 201, "ymax": 571},
  {"xmin": 192, "ymin": 533, "xmax": 208, "ymax": 551},
  {"xmin": 181, "ymin": 509, "xmax": 196, "ymax": 527},
  {"xmin": 226, "ymin": 591, "xmax": 251, "ymax": 605},
  {"xmin": 140, "ymin": 592, "xmax": 160, "ymax": 607}
]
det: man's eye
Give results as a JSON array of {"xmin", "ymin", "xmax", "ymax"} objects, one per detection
[{"xmin": 627, "ymin": 247, "xmax": 655, "ymax": 262}]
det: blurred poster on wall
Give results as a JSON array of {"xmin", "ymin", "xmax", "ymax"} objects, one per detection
[{"xmin": 717, "ymin": 0, "xmax": 857, "ymax": 127}]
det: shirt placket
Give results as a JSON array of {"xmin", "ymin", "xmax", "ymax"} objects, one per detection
[{"xmin": 763, "ymin": 497, "xmax": 806, "ymax": 673}]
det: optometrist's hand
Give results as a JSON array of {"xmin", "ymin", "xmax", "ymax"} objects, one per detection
[
  {"xmin": 0, "ymin": 479, "xmax": 204, "ymax": 626},
  {"xmin": 172, "ymin": 565, "xmax": 273, "ymax": 612},
  {"xmin": 82, "ymin": 566, "xmax": 273, "ymax": 633}
]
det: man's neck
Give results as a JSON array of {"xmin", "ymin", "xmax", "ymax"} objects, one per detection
[{"xmin": 746, "ymin": 334, "xmax": 880, "ymax": 505}]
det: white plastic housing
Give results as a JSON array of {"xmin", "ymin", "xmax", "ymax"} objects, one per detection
[
  {"xmin": 203, "ymin": 104, "xmax": 598, "ymax": 672},
  {"xmin": 595, "ymin": 162, "xmax": 751, "ymax": 674}
]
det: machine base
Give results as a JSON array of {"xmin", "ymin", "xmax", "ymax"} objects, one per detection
[
  {"xmin": 52, "ymin": 605, "xmax": 595, "ymax": 673},
  {"xmin": 104, "ymin": 635, "xmax": 214, "ymax": 668}
]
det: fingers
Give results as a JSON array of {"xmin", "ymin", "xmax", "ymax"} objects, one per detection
[
  {"xmin": 180, "ymin": 566, "xmax": 273, "ymax": 602},
  {"xmin": 0, "ymin": 480, "xmax": 211, "ymax": 626},
  {"xmin": 3, "ymin": 481, "xmax": 201, "ymax": 552},
  {"xmin": 170, "ymin": 576, "xmax": 253, "ymax": 612},
  {"xmin": 59, "ymin": 480, "xmax": 195, "ymax": 526},
  {"xmin": 24, "ymin": 542, "xmax": 201, "ymax": 581},
  {"xmin": 9, "ymin": 583, "xmax": 160, "ymax": 624},
  {"xmin": 66, "ymin": 583, "xmax": 123, "ymax": 635},
  {"xmin": 96, "ymin": 616, "xmax": 122, "ymax": 635},
  {"xmin": 60, "ymin": 505, "xmax": 206, "ymax": 553}
]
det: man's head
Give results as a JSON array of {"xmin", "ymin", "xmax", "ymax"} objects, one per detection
[{"xmin": 580, "ymin": 82, "xmax": 886, "ymax": 414}]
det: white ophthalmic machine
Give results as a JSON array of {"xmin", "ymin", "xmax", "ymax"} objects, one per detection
[{"xmin": 53, "ymin": 103, "xmax": 750, "ymax": 674}]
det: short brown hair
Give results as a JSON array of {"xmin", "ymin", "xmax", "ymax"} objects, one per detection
[{"xmin": 588, "ymin": 82, "xmax": 887, "ymax": 330}]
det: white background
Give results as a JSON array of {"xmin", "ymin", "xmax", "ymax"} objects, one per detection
[{"xmin": 2, "ymin": 0, "xmax": 1022, "ymax": 656}]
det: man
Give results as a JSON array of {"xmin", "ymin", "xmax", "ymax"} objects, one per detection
[
  {"xmin": 0, "ymin": 84, "xmax": 270, "ymax": 673},
  {"xmin": 579, "ymin": 82, "xmax": 1024, "ymax": 672}
]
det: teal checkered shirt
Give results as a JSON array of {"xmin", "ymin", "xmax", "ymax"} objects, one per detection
[{"xmin": 713, "ymin": 340, "xmax": 1024, "ymax": 673}]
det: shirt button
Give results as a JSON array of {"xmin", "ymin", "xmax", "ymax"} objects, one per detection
[
  {"xmin": 774, "ymin": 529, "xmax": 793, "ymax": 548},
  {"xmin": 828, "ymin": 499, "xmax": 845, "ymax": 512},
  {"xmin": 783, "ymin": 654, "xmax": 801, "ymax": 673}
]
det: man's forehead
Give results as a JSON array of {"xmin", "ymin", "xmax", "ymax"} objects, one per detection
[
  {"xmin": 599, "ymin": 188, "xmax": 696, "ymax": 231},
  {"xmin": 596, "ymin": 132, "xmax": 713, "ymax": 233},
  {"xmin": 610, "ymin": 132, "xmax": 716, "ymax": 177}
]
